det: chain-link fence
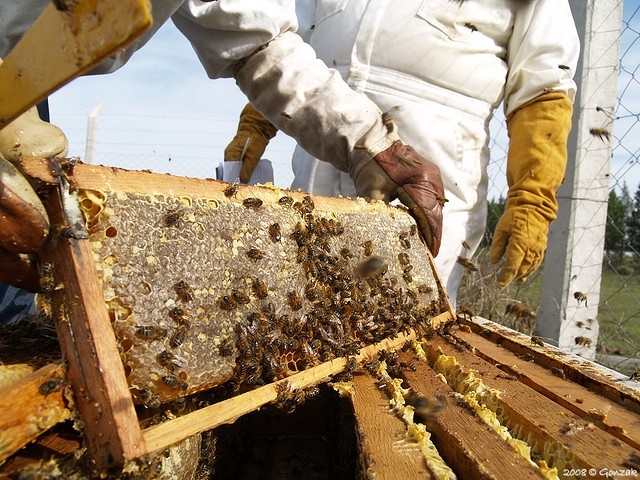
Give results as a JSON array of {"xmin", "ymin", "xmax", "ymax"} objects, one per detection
[
  {"xmin": 459, "ymin": 0, "xmax": 640, "ymax": 375},
  {"xmin": 52, "ymin": 3, "xmax": 639, "ymax": 374}
]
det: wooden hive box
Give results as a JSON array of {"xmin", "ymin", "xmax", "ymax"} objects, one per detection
[{"xmin": 0, "ymin": 157, "xmax": 453, "ymax": 470}]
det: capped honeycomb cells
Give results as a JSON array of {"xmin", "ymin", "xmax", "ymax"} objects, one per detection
[{"xmin": 79, "ymin": 188, "xmax": 445, "ymax": 404}]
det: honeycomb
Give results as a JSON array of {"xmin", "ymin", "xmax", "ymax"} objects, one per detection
[{"xmin": 77, "ymin": 181, "xmax": 447, "ymax": 404}]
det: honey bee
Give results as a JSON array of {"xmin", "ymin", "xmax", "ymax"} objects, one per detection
[
  {"xmin": 232, "ymin": 288, "xmax": 251, "ymax": 305},
  {"xmin": 174, "ymin": 396, "xmax": 187, "ymax": 414},
  {"xmin": 462, "ymin": 240, "xmax": 471, "ymax": 250},
  {"xmin": 362, "ymin": 240, "xmax": 374, "ymax": 256},
  {"xmin": 161, "ymin": 374, "xmax": 188, "ymax": 391},
  {"xmin": 403, "ymin": 272, "xmax": 413, "ymax": 284},
  {"xmin": 39, "ymin": 261, "xmax": 56, "ymax": 293},
  {"xmin": 574, "ymin": 291, "xmax": 588, "ymax": 306},
  {"xmin": 281, "ymin": 111, "xmax": 292, "ymax": 119},
  {"xmin": 138, "ymin": 387, "xmax": 161, "ymax": 409},
  {"xmin": 574, "ymin": 336, "xmax": 592, "ymax": 347},
  {"xmin": 505, "ymin": 302, "xmax": 534, "ymax": 320},
  {"xmin": 278, "ymin": 195, "xmax": 294, "ymax": 206},
  {"xmin": 170, "ymin": 328, "xmax": 188, "ymax": 349},
  {"xmin": 243, "ymin": 197, "xmax": 263, "ymax": 210},
  {"xmin": 57, "ymin": 225, "xmax": 78, "ymax": 239},
  {"xmin": 356, "ymin": 257, "xmax": 388, "ymax": 279},
  {"xmin": 287, "ymin": 291, "xmax": 303, "ymax": 311},
  {"xmin": 589, "ymin": 127, "xmax": 611, "ymax": 142},
  {"xmin": 219, "ymin": 295, "xmax": 238, "ymax": 311},
  {"xmin": 135, "ymin": 325, "xmax": 168, "ymax": 340},
  {"xmin": 629, "ymin": 370, "xmax": 640, "ymax": 382},
  {"xmin": 169, "ymin": 307, "xmax": 190, "ymax": 326},
  {"xmin": 223, "ymin": 180, "xmax": 239, "ymax": 198},
  {"xmin": 345, "ymin": 356, "xmax": 358, "ymax": 372},
  {"xmin": 340, "ymin": 247, "xmax": 353, "ymax": 259},
  {"xmin": 251, "ymin": 278, "xmax": 268, "ymax": 299},
  {"xmin": 530, "ymin": 336, "xmax": 545, "ymax": 347},
  {"xmin": 457, "ymin": 256, "xmax": 478, "ymax": 272},
  {"xmin": 39, "ymin": 377, "xmax": 65, "ymax": 395},
  {"xmin": 219, "ymin": 338, "xmax": 235, "ymax": 357},
  {"xmin": 269, "ymin": 223, "xmax": 282, "ymax": 242},
  {"xmin": 399, "ymin": 232, "xmax": 411, "ymax": 249},
  {"xmin": 398, "ymin": 252, "xmax": 410, "ymax": 266},
  {"xmin": 409, "ymin": 224, "xmax": 418, "ymax": 236},
  {"xmin": 300, "ymin": 194, "xmax": 314, "ymax": 211},
  {"xmin": 558, "ymin": 64, "xmax": 571, "ymax": 71},
  {"xmin": 463, "ymin": 21, "xmax": 478, "ymax": 32},
  {"xmin": 174, "ymin": 280, "xmax": 194, "ymax": 302},
  {"xmin": 164, "ymin": 209, "xmax": 182, "ymax": 227},
  {"xmin": 246, "ymin": 248, "xmax": 264, "ymax": 260},
  {"xmin": 158, "ymin": 350, "xmax": 183, "ymax": 371}
]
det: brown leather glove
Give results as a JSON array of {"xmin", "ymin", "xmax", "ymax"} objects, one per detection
[
  {"xmin": 353, "ymin": 140, "xmax": 446, "ymax": 256},
  {"xmin": 0, "ymin": 100, "xmax": 68, "ymax": 290},
  {"xmin": 224, "ymin": 103, "xmax": 278, "ymax": 183}
]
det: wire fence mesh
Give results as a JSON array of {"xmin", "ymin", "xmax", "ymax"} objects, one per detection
[
  {"xmin": 458, "ymin": 0, "xmax": 640, "ymax": 375},
  {"xmin": 52, "ymin": 3, "xmax": 639, "ymax": 374}
]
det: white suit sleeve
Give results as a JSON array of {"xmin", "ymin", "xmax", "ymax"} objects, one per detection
[
  {"xmin": 234, "ymin": 31, "xmax": 396, "ymax": 175},
  {"xmin": 504, "ymin": 0, "xmax": 580, "ymax": 117}
]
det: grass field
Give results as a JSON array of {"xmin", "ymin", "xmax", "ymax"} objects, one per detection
[{"xmin": 456, "ymin": 250, "xmax": 640, "ymax": 373}]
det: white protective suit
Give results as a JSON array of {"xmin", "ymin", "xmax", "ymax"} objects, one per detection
[
  {"xmin": 289, "ymin": 0, "xmax": 580, "ymax": 301},
  {"xmin": 0, "ymin": 0, "xmax": 396, "ymax": 184}
]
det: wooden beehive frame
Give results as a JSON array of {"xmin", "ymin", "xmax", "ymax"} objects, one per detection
[{"xmin": 12, "ymin": 158, "xmax": 454, "ymax": 469}]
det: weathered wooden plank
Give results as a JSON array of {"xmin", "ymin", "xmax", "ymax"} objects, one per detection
[
  {"xmin": 424, "ymin": 334, "xmax": 639, "ymax": 475},
  {"xmin": 399, "ymin": 351, "xmax": 544, "ymax": 479},
  {"xmin": 350, "ymin": 372, "xmax": 434, "ymax": 479},
  {"xmin": 0, "ymin": 362, "xmax": 70, "ymax": 464},
  {"xmin": 142, "ymin": 326, "xmax": 446, "ymax": 453},
  {"xmin": 454, "ymin": 325, "xmax": 640, "ymax": 450},
  {"xmin": 40, "ymin": 188, "xmax": 145, "ymax": 468}
]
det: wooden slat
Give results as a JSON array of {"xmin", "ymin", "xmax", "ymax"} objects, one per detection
[
  {"xmin": 424, "ymin": 335, "xmax": 639, "ymax": 474},
  {"xmin": 350, "ymin": 372, "xmax": 434, "ymax": 479},
  {"xmin": 143, "ymin": 319, "xmax": 451, "ymax": 454},
  {"xmin": 399, "ymin": 351, "xmax": 544, "ymax": 479},
  {"xmin": 0, "ymin": 362, "xmax": 70, "ymax": 464},
  {"xmin": 454, "ymin": 326, "xmax": 640, "ymax": 450},
  {"xmin": 41, "ymin": 188, "xmax": 145, "ymax": 468},
  {"xmin": 460, "ymin": 316, "xmax": 640, "ymax": 409}
]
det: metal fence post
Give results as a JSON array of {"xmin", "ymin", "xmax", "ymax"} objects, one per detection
[{"xmin": 536, "ymin": 0, "xmax": 623, "ymax": 360}]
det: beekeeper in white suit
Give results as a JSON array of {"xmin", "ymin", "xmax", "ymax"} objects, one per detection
[
  {"xmin": 0, "ymin": 0, "xmax": 445, "ymax": 298},
  {"xmin": 225, "ymin": 0, "xmax": 580, "ymax": 304}
]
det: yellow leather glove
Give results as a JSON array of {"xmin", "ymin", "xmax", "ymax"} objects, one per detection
[
  {"xmin": 490, "ymin": 91, "xmax": 573, "ymax": 287},
  {"xmin": 224, "ymin": 103, "xmax": 278, "ymax": 183}
]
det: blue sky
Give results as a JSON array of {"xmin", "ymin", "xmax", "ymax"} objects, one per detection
[
  {"xmin": 49, "ymin": 20, "xmax": 298, "ymax": 187},
  {"xmin": 47, "ymin": 4, "xmax": 639, "ymax": 200}
]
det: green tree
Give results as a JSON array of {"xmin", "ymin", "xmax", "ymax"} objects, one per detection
[
  {"xmin": 627, "ymin": 183, "xmax": 640, "ymax": 255},
  {"xmin": 605, "ymin": 189, "xmax": 629, "ymax": 265},
  {"xmin": 482, "ymin": 196, "xmax": 506, "ymax": 247}
]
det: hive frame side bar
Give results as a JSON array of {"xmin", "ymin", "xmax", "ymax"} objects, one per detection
[
  {"xmin": 41, "ymin": 187, "xmax": 145, "ymax": 468},
  {"xmin": 0, "ymin": 362, "xmax": 69, "ymax": 465}
]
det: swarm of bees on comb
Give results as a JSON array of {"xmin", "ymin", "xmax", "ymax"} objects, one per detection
[{"xmin": 75, "ymin": 183, "xmax": 447, "ymax": 406}]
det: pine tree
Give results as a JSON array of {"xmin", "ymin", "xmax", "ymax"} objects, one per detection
[
  {"xmin": 605, "ymin": 189, "xmax": 629, "ymax": 265},
  {"xmin": 627, "ymin": 183, "xmax": 640, "ymax": 255}
]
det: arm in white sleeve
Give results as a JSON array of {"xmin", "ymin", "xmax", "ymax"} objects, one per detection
[
  {"xmin": 504, "ymin": 0, "xmax": 580, "ymax": 116},
  {"xmin": 234, "ymin": 32, "xmax": 395, "ymax": 175}
]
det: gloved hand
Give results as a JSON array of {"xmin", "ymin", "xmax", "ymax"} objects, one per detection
[
  {"xmin": 353, "ymin": 140, "xmax": 445, "ymax": 256},
  {"xmin": 490, "ymin": 91, "xmax": 573, "ymax": 287},
  {"xmin": 0, "ymin": 102, "xmax": 68, "ymax": 291},
  {"xmin": 233, "ymin": 32, "xmax": 444, "ymax": 253},
  {"xmin": 224, "ymin": 102, "xmax": 278, "ymax": 183}
]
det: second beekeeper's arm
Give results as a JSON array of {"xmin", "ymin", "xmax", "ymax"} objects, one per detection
[
  {"xmin": 224, "ymin": 103, "xmax": 277, "ymax": 183},
  {"xmin": 489, "ymin": 0, "xmax": 580, "ymax": 287},
  {"xmin": 174, "ymin": 1, "xmax": 445, "ymax": 254}
]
